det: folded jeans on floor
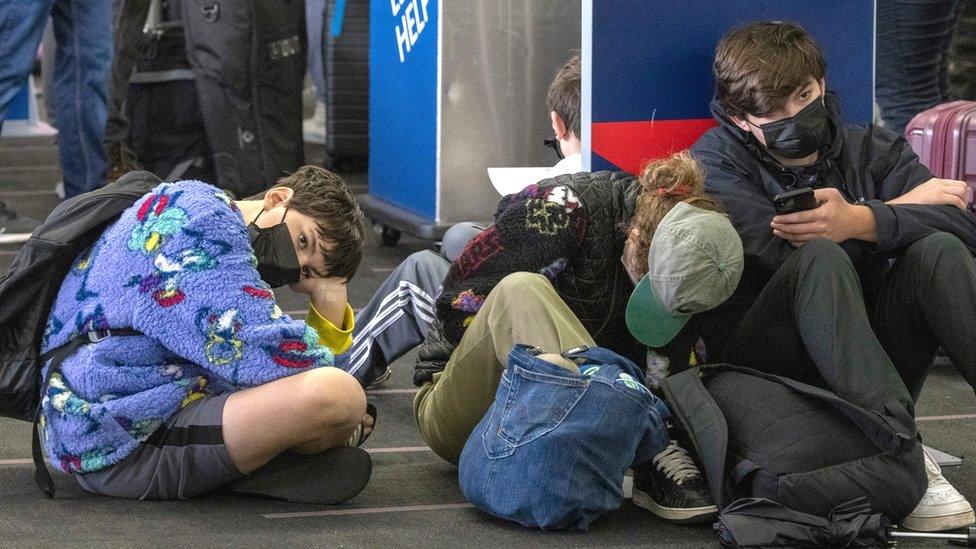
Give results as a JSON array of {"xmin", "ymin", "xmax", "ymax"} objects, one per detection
[{"xmin": 458, "ymin": 344, "xmax": 670, "ymax": 531}]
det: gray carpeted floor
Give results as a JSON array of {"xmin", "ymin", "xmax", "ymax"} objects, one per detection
[{"xmin": 0, "ymin": 136, "xmax": 973, "ymax": 547}]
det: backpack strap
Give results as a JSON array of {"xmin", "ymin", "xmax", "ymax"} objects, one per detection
[
  {"xmin": 702, "ymin": 364, "xmax": 917, "ymax": 454},
  {"xmin": 32, "ymin": 406, "xmax": 53, "ymax": 498},
  {"xmin": 660, "ymin": 367, "xmax": 731, "ymax": 509},
  {"xmin": 32, "ymin": 328, "xmax": 143, "ymax": 498}
]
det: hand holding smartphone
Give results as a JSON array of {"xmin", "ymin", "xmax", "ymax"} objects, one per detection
[{"xmin": 773, "ymin": 187, "xmax": 819, "ymax": 215}]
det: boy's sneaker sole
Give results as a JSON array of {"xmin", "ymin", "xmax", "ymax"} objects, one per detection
[
  {"xmin": 632, "ymin": 487, "xmax": 718, "ymax": 524},
  {"xmin": 901, "ymin": 508, "xmax": 976, "ymax": 532},
  {"xmin": 229, "ymin": 446, "xmax": 372, "ymax": 504}
]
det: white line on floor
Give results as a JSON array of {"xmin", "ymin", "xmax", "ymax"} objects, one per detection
[
  {"xmin": 917, "ymin": 413, "xmax": 976, "ymax": 422},
  {"xmin": 0, "ymin": 190, "xmax": 57, "ymax": 197},
  {"xmin": 365, "ymin": 446, "xmax": 429, "ymax": 454},
  {"xmin": 371, "ymin": 267, "xmax": 396, "ymax": 273},
  {"xmin": 0, "ymin": 447, "xmax": 431, "ymax": 467},
  {"xmin": 263, "ymin": 502, "xmax": 475, "ymax": 519},
  {"xmin": 366, "ymin": 388, "xmax": 419, "ymax": 395}
]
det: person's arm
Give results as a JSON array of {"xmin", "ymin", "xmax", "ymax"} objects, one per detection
[
  {"xmin": 692, "ymin": 136, "xmax": 796, "ymax": 272},
  {"xmin": 728, "ymin": 127, "xmax": 976, "ymax": 256},
  {"xmin": 131, "ymin": 210, "xmax": 334, "ymax": 389},
  {"xmin": 435, "ymin": 181, "xmax": 588, "ymax": 344},
  {"xmin": 306, "ymin": 302, "xmax": 354, "ymax": 355},
  {"xmin": 859, "ymin": 128, "xmax": 976, "ymax": 255},
  {"xmin": 295, "ymin": 276, "xmax": 355, "ymax": 355},
  {"xmin": 769, "ymin": 188, "xmax": 878, "ymax": 246}
]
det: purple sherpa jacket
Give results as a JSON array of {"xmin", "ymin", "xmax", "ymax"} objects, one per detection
[{"xmin": 39, "ymin": 181, "xmax": 333, "ymax": 474}]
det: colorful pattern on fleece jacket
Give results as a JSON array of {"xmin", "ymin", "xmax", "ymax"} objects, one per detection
[{"xmin": 40, "ymin": 181, "xmax": 334, "ymax": 474}]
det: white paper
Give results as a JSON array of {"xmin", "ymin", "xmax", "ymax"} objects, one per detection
[{"xmin": 486, "ymin": 167, "xmax": 556, "ymax": 196}]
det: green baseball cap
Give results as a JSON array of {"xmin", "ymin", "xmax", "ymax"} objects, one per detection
[{"xmin": 625, "ymin": 202, "xmax": 744, "ymax": 348}]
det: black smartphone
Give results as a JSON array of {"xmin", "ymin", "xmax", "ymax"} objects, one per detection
[{"xmin": 773, "ymin": 187, "xmax": 819, "ymax": 215}]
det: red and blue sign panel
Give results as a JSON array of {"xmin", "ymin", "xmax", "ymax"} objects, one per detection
[{"xmin": 585, "ymin": 0, "xmax": 875, "ymax": 174}]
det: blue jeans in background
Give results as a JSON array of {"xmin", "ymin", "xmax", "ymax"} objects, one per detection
[
  {"xmin": 458, "ymin": 344, "xmax": 671, "ymax": 531},
  {"xmin": 876, "ymin": 0, "xmax": 966, "ymax": 135},
  {"xmin": 0, "ymin": 0, "xmax": 112, "ymax": 197},
  {"xmin": 306, "ymin": 0, "xmax": 326, "ymax": 103}
]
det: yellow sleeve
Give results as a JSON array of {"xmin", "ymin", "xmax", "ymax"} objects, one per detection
[{"xmin": 306, "ymin": 303, "xmax": 355, "ymax": 355}]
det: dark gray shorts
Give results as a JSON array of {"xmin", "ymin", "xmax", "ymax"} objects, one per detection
[{"xmin": 76, "ymin": 393, "xmax": 244, "ymax": 500}]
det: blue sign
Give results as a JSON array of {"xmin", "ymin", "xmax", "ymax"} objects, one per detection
[
  {"xmin": 7, "ymin": 80, "xmax": 30, "ymax": 121},
  {"xmin": 369, "ymin": 0, "xmax": 438, "ymax": 220}
]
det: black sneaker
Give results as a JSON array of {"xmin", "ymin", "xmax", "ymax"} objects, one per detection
[
  {"xmin": 0, "ymin": 201, "xmax": 39, "ymax": 243},
  {"xmin": 632, "ymin": 440, "xmax": 718, "ymax": 524}
]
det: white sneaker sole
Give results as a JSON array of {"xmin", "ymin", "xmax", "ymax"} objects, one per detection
[
  {"xmin": 632, "ymin": 488, "xmax": 718, "ymax": 524},
  {"xmin": 901, "ymin": 508, "xmax": 976, "ymax": 532},
  {"xmin": 0, "ymin": 233, "xmax": 31, "ymax": 244}
]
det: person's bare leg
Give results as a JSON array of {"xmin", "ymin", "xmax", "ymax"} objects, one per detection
[{"xmin": 222, "ymin": 367, "xmax": 367, "ymax": 474}]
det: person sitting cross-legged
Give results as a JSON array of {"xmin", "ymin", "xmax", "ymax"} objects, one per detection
[
  {"xmin": 414, "ymin": 153, "xmax": 745, "ymax": 524},
  {"xmin": 39, "ymin": 166, "xmax": 375, "ymax": 503},
  {"xmin": 687, "ymin": 21, "xmax": 976, "ymax": 532}
]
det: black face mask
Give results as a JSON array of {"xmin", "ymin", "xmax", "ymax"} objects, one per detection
[
  {"xmin": 248, "ymin": 208, "xmax": 302, "ymax": 288},
  {"xmin": 753, "ymin": 98, "xmax": 831, "ymax": 160}
]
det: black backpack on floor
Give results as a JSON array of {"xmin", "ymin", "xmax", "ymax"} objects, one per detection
[
  {"xmin": 0, "ymin": 171, "xmax": 158, "ymax": 496},
  {"xmin": 661, "ymin": 364, "xmax": 927, "ymax": 520}
]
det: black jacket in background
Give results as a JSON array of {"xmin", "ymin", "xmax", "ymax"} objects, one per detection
[
  {"xmin": 677, "ymin": 91, "xmax": 976, "ymax": 364},
  {"xmin": 415, "ymin": 171, "xmax": 641, "ymax": 385}
]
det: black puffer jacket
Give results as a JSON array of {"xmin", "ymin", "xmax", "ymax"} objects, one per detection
[{"xmin": 414, "ymin": 171, "xmax": 641, "ymax": 385}]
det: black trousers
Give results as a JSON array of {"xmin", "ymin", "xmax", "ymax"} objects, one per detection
[
  {"xmin": 702, "ymin": 234, "xmax": 976, "ymax": 416},
  {"xmin": 104, "ymin": 0, "xmax": 151, "ymax": 149}
]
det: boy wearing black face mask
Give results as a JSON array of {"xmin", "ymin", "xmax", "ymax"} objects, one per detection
[
  {"xmin": 685, "ymin": 21, "xmax": 976, "ymax": 532},
  {"xmin": 39, "ymin": 165, "xmax": 375, "ymax": 505}
]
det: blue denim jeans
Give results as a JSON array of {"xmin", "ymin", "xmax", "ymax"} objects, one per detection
[
  {"xmin": 458, "ymin": 344, "xmax": 671, "ymax": 531},
  {"xmin": 0, "ymin": 0, "xmax": 111, "ymax": 197},
  {"xmin": 306, "ymin": 0, "xmax": 326, "ymax": 103},
  {"xmin": 876, "ymin": 0, "xmax": 966, "ymax": 135}
]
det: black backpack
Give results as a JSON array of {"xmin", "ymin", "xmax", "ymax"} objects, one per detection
[
  {"xmin": 127, "ymin": 9, "xmax": 215, "ymax": 183},
  {"xmin": 661, "ymin": 364, "xmax": 927, "ymax": 521},
  {"xmin": 0, "ymin": 171, "xmax": 158, "ymax": 496}
]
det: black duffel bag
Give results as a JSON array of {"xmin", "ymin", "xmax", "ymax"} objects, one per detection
[{"xmin": 661, "ymin": 364, "xmax": 927, "ymax": 520}]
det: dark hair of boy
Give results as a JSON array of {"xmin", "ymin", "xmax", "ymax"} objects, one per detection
[
  {"xmin": 271, "ymin": 166, "xmax": 366, "ymax": 281},
  {"xmin": 546, "ymin": 54, "xmax": 582, "ymax": 139},
  {"xmin": 713, "ymin": 21, "xmax": 826, "ymax": 118}
]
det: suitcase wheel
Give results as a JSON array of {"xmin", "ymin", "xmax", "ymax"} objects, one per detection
[{"xmin": 373, "ymin": 223, "xmax": 402, "ymax": 247}]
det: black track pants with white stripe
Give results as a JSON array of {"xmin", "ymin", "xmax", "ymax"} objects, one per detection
[{"xmin": 337, "ymin": 250, "xmax": 450, "ymax": 385}]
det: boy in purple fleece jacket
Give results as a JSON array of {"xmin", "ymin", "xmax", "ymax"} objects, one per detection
[{"xmin": 40, "ymin": 166, "xmax": 373, "ymax": 503}]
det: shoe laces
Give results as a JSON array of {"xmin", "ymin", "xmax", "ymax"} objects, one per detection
[
  {"xmin": 922, "ymin": 447, "xmax": 949, "ymax": 485},
  {"xmin": 652, "ymin": 440, "xmax": 703, "ymax": 486}
]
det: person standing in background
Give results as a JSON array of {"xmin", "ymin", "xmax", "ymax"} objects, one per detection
[
  {"xmin": 876, "ymin": 0, "xmax": 966, "ymax": 135},
  {"xmin": 103, "ymin": 0, "xmax": 152, "ymax": 180},
  {"xmin": 0, "ymin": 0, "xmax": 112, "ymax": 202}
]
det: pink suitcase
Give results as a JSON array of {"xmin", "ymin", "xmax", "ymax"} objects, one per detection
[{"xmin": 905, "ymin": 101, "xmax": 976, "ymax": 205}]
